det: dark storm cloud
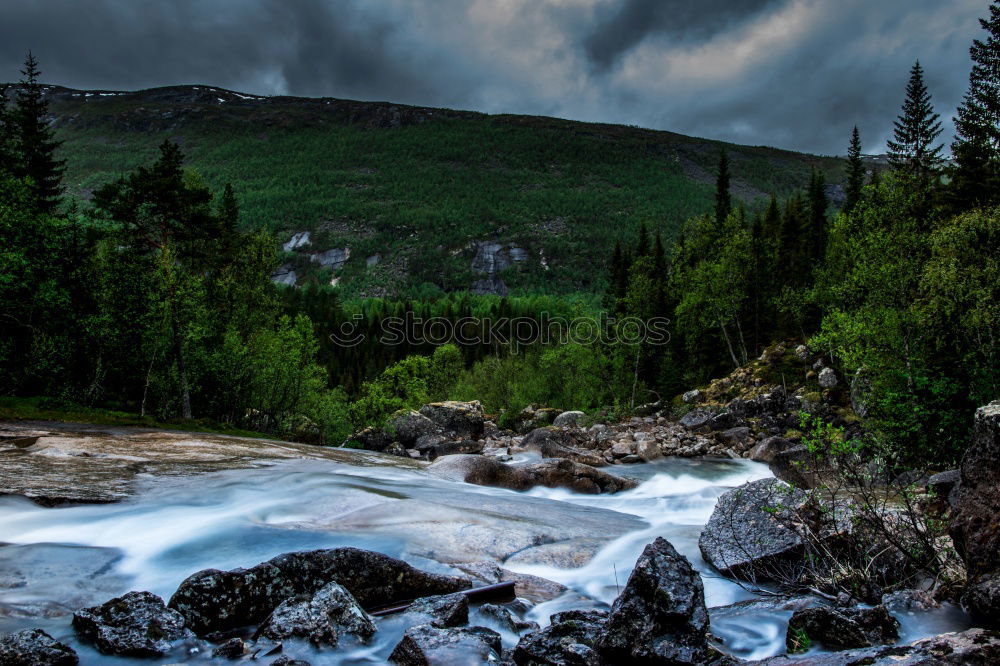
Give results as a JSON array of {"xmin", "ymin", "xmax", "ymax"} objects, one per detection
[
  {"xmin": 0, "ymin": 0, "xmax": 988, "ymax": 154},
  {"xmin": 584, "ymin": 0, "xmax": 786, "ymax": 72}
]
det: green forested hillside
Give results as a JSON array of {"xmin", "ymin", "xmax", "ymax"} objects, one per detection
[{"xmin": 42, "ymin": 85, "xmax": 845, "ymax": 296}]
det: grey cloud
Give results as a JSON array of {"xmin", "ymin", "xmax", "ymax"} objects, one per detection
[
  {"xmin": 584, "ymin": 0, "xmax": 786, "ymax": 72},
  {"xmin": 0, "ymin": 0, "xmax": 989, "ymax": 155}
]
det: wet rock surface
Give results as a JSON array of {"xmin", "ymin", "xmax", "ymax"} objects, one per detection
[
  {"xmin": 72, "ymin": 590, "xmax": 192, "ymax": 657},
  {"xmin": 0, "ymin": 422, "xmax": 421, "ymax": 505},
  {"xmin": 255, "ymin": 582, "xmax": 376, "ymax": 647},
  {"xmin": 427, "ymin": 454, "xmax": 637, "ymax": 494},
  {"xmin": 168, "ymin": 547, "xmax": 470, "ymax": 635},
  {"xmin": 389, "ymin": 624, "xmax": 502, "ymax": 665},
  {"xmin": 512, "ymin": 609, "xmax": 607, "ymax": 665},
  {"xmin": 949, "ymin": 401, "xmax": 1000, "ymax": 627},
  {"xmin": 699, "ymin": 478, "xmax": 806, "ymax": 580},
  {"xmin": 419, "ymin": 401, "xmax": 485, "ymax": 440},
  {"xmin": 785, "ymin": 605, "xmax": 899, "ymax": 652},
  {"xmin": 760, "ymin": 628, "xmax": 1000, "ymax": 665},
  {"xmin": 400, "ymin": 593, "xmax": 469, "ymax": 629},
  {"xmin": 597, "ymin": 537, "xmax": 722, "ymax": 665},
  {"xmin": 0, "ymin": 628, "xmax": 79, "ymax": 666}
]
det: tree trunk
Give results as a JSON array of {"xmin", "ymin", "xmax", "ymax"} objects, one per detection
[{"xmin": 719, "ymin": 321, "xmax": 740, "ymax": 368}]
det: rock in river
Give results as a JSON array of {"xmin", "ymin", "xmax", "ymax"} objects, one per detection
[
  {"xmin": 419, "ymin": 401, "xmax": 485, "ymax": 440},
  {"xmin": 389, "ymin": 624, "xmax": 502, "ymax": 665},
  {"xmin": 597, "ymin": 537, "xmax": 724, "ymax": 665},
  {"xmin": 169, "ymin": 547, "xmax": 470, "ymax": 635},
  {"xmin": 785, "ymin": 605, "xmax": 899, "ymax": 652},
  {"xmin": 0, "ymin": 629, "xmax": 78, "ymax": 666},
  {"xmin": 428, "ymin": 454, "xmax": 637, "ymax": 494},
  {"xmin": 949, "ymin": 400, "xmax": 1000, "ymax": 627},
  {"xmin": 72, "ymin": 590, "xmax": 193, "ymax": 657},
  {"xmin": 512, "ymin": 609, "xmax": 607, "ymax": 665},
  {"xmin": 699, "ymin": 477, "xmax": 806, "ymax": 581},
  {"xmin": 256, "ymin": 581, "xmax": 376, "ymax": 647}
]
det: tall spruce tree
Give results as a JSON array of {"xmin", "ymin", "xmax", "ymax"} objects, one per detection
[
  {"xmin": 0, "ymin": 85, "xmax": 16, "ymax": 175},
  {"xmin": 635, "ymin": 221, "xmax": 650, "ymax": 257},
  {"xmin": 844, "ymin": 126, "xmax": 865, "ymax": 214},
  {"xmin": 951, "ymin": 1, "xmax": 1000, "ymax": 209},
  {"xmin": 715, "ymin": 149, "xmax": 732, "ymax": 227},
  {"xmin": 806, "ymin": 169, "xmax": 829, "ymax": 265},
  {"xmin": 886, "ymin": 61, "xmax": 943, "ymax": 183},
  {"xmin": 14, "ymin": 52, "xmax": 65, "ymax": 213}
]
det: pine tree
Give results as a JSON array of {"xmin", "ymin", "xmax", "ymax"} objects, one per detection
[
  {"xmin": 886, "ymin": 61, "xmax": 943, "ymax": 183},
  {"xmin": 635, "ymin": 222, "xmax": 650, "ymax": 257},
  {"xmin": 951, "ymin": 2, "xmax": 1000, "ymax": 209},
  {"xmin": 715, "ymin": 149, "xmax": 732, "ymax": 227},
  {"xmin": 806, "ymin": 169, "xmax": 829, "ymax": 265},
  {"xmin": 13, "ymin": 52, "xmax": 65, "ymax": 213},
  {"xmin": 0, "ymin": 85, "xmax": 16, "ymax": 175},
  {"xmin": 844, "ymin": 126, "xmax": 865, "ymax": 215}
]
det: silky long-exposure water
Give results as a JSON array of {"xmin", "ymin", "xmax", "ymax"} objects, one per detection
[{"xmin": 0, "ymin": 452, "xmax": 969, "ymax": 663}]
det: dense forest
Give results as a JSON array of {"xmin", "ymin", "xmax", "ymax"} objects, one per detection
[{"xmin": 1, "ymin": 6, "xmax": 998, "ymax": 467}]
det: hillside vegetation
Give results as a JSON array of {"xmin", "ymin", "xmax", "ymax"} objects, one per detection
[{"xmin": 41, "ymin": 84, "xmax": 844, "ymax": 296}]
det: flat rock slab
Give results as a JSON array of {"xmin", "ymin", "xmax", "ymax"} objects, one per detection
[{"xmin": 0, "ymin": 421, "xmax": 423, "ymax": 505}]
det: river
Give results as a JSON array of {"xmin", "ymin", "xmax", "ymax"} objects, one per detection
[{"xmin": 0, "ymin": 451, "xmax": 969, "ymax": 663}]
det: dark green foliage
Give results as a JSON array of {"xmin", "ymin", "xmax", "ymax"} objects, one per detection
[
  {"xmin": 715, "ymin": 149, "xmax": 732, "ymax": 228},
  {"xmin": 886, "ymin": 61, "xmax": 943, "ymax": 200},
  {"xmin": 844, "ymin": 127, "xmax": 865, "ymax": 215},
  {"xmin": 12, "ymin": 53, "xmax": 65, "ymax": 213},
  {"xmin": 951, "ymin": 2, "xmax": 1000, "ymax": 210}
]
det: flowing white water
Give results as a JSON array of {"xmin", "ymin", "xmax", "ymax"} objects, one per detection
[{"xmin": 0, "ymin": 454, "xmax": 970, "ymax": 663}]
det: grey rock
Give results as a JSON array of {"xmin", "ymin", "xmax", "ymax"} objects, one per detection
[
  {"xmin": 428, "ymin": 454, "xmax": 637, "ymax": 495},
  {"xmin": 416, "ymin": 438, "xmax": 485, "ymax": 460},
  {"xmin": 794, "ymin": 344, "xmax": 810, "ymax": 361},
  {"xmin": 553, "ymin": 411, "xmax": 586, "ymax": 428},
  {"xmin": 818, "ymin": 367, "xmax": 838, "ymax": 388},
  {"xmin": 168, "ymin": 547, "xmax": 470, "ymax": 635},
  {"xmin": 521, "ymin": 428, "xmax": 605, "ymax": 466},
  {"xmin": 598, "ymin": 537, "xmax": 720, "ymax": 665},
  {"xmin": 386, "ymin": 410, "xmax": 441, "ymax": 447},
  {"xmin": 785, "ymin": 605, "xmax": 899, "ymax": 652},
  {"xmin": 881, "ymin": 589, "xmax": 940, "ymax": 613},
  {"xmin": 513, "ymin": 609, "xmax": 607, "ymax": 666},
  {"xmin": 759, "ymin": 627, "xmax": 1000, "ymax": 664},
  {"xmin": 212, "ymin": 637, "xmax": 247, "ymax": 659},
  {"xmin": 72, "ymin": 590, "xmax": 191, "ymax": 657},
  {"xmin": 282, "ymin": 231, "xmax": 311, "ymax": 251},
  {"xmin": 420, "ymin": 401, "xmax": 485, "ymax": 440},
  {"xmin": 949, "ymin": 400, "xmax": 1000, "ymax": 627},
  {"xmin": 270, "ymin": 656, "xmax": 311, "ymax": 666},
  {"xmin": 403, "ymin": 593, "xmax": 469, "ymax": 629},
  {"xmin": 257, "ymin": 582, "xmax": 375, "ymax": 647},
  {"xmin": 310, "ymin": 247, "xmax": 350, "ymax": 269},
  {"xmin": 679, "ymin": 409, "xmax": 713, "ymax": 430},
  {"xmin": 0, "ymin": 629, "xmax": 78, "ymax": 666},
  {"xmin": 717, "ymin": 427, "xmax": 752, "ymax": 448},
  {"xmin": 747, "ymin": 436, "xmax": 794, "ymax": 463},
  {"xmin": 457, "ymin": 561, "xmax": 568, "ymax": 605},
  {"xmin": 477, "ymin": 603, "xmax": 536, "ymax": 634},
  {"xmin": 389, "ymin": 624, "xmax": 501, "ymax": 665},
  {"xmin": 682, "ymin": 389, "xmax": 702, "ymax": 404},
  {"xmin": 699, "ymin": 478, "xmax": 806, "ymax": 581}
]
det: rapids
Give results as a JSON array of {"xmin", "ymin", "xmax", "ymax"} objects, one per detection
[{"xmin": 0, "ymin": 452, "xmax": 969, "ymax": 663}]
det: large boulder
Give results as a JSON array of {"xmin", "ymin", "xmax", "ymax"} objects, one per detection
[
  {"xmin": 512, "ymin": 609, "xmax": 607, "ymax": 665},
  {"xmin": 597, "ymin": 537, "xmax": 723, "ymax": 665},
  {"xmin": 168, "ymin": 547, "xmax": 470, "ymax": 635},
  {"xmin": 679, "ymin": 409, "xmax": 714, "ymax": 430},
  {"xmin": 72, "ymin": 591, "xmax": 192, "ymax": 657},
  {"xmin": 400, "ymin": 593, "xmax": 469, "ymax": 629},
  {"xmin": 521, "ymin": 428, "xmax": 606, "ymax": 466},
  {"xmin": 785, "ymin": 605, "xmax": 899, "ymax": 652},
  {"xmin": 760, "ymin": 627, "xmax": 1000, "ymax": 665},
  {"xmin": 389, "ymin": 624, "xmax": 502, "ymax": 665},
  {"xmin": 419, "ymin": 401, "xmax": 485, "ymax": 440},
  {"xmin": 553, "ymin": 411, "xmax": 586, "ymax": 428},
  {"xmin": 415, "ymin": 437, "xmax": 484, "ymax": 460},
  {"xmin": 386, "ymin": 410, "xmax": 442, "ymax": 447},
  {"xmin": 699, "ymin": 478, "xmax": 806, "ymax": 581},
  {"xmin": 0, "ymin": 629, "xmax": 78, "ymax": 666},
  {"xmin": 949, "ymin": 400, "xmax": 1000, "ymax": 627},
  {"xmin": 255, "ymin": 582, "xmax": 376, "ymax": 647},
  {"xmin": 428, "ymin": 455, "xmax": 637, "ymax": 494},
  {"xmin": 349, "ymin": 426, "xmax": 393, "ymax": 452},
  {"xmin": 747, "ymin": 436, "xmax": 794, "ymax": 463}
]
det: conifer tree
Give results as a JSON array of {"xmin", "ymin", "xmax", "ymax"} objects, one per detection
[
  {"xmin": 806, "ymin": 169, "xmax": 829, "ymax": 265},
  {"xmin": 886, "ymin": 61, "xmax": 943, "ymax": 183},
  {"xmin": 951, "ymin": 1, "xmax": 1000, "ymax": 209},
  {"xmin": 0, "ymin": 85, "xmax": 16, "ymax": 175},
  {"xmin": 844, "ymin": 126, "xmax": 865, "ymax": 214},
  {"xmin": 14, "ymin": 52, "xmax": 65, "ymax": 213},
  {"xmin": 715, "ymin": 149, "xmax": 732, "ymax": 227},
  {"xmin": 635, "ymin": 221, "xmax": 650, "ymax": 257}
]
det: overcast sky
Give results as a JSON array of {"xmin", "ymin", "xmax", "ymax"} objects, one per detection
[{"xmin": 0, "ymin": 0, "xmax": 988, "ymax": 154}]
